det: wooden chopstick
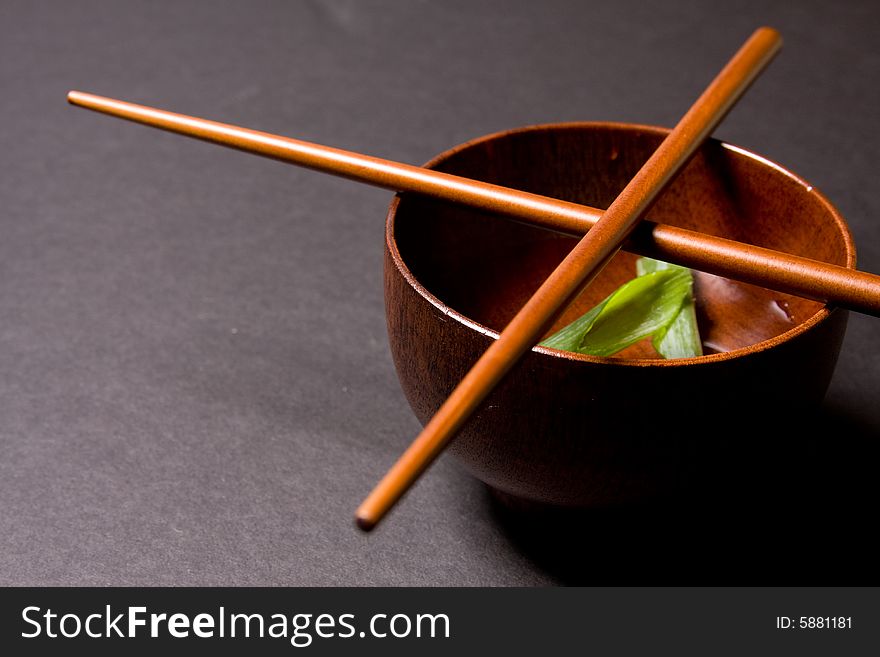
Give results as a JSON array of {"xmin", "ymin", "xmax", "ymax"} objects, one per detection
[
  {"xmin": 351, "ymin": 27, "xmax": 784, "ymax": 529},
  {"xmin": 66, "ymin": 88, "xmax": 880, "ymax": 318}
]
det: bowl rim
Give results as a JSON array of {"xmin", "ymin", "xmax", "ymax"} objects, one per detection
[{"xmin": 385, "ymin": 121, "xmax": 856, "ymax": 368}]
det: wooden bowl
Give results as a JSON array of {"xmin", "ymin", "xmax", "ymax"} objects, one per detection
[{"xmin": 384, "ymin": 123, "xmax": 854, "ymax": 508}]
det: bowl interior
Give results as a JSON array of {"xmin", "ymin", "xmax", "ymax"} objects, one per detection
[{"xmin": 392, "ymin": 123, "xmax": 853, "ymax": 360}]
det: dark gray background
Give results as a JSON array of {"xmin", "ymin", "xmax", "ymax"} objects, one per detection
[{"xmin": 1, "ymin": 0, "xmax": 877, "ymax": 586}]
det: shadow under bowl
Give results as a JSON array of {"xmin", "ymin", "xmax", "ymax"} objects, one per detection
[{"xmin": 384, "ymin": 122, "xmax": 854, "ymax": 508}]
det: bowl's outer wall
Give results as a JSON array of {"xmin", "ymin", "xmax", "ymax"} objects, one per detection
[
  {"xmin": 385, "ymin": 246, "xmax": 848, "ymax": 506},
  {"xmin": 384, "ymin": 124, "xmax": 852, "ymax": 507}
]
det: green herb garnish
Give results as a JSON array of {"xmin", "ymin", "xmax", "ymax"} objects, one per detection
[{"xmin": 539, "ymin": 257, "xmax": 703, "ymax": 359}]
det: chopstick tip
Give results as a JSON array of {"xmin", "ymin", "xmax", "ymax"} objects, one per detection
[
  {"xmin": 354, "ymin": 513, "xmax": 377, "ymax": 533},
  {"xmin": 756, "ymin": 26, "xmax": 783, "ymax": 45}
]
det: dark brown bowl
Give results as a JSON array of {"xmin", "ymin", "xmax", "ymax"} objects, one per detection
[{"xmin": 384, "ymin": 122, "xmax": 854, "ymax": 508}]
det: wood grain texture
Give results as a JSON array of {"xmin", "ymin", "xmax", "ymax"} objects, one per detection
[{"xmin": 386, "ymin": 122, "xmax": 850, "ymax": 506}]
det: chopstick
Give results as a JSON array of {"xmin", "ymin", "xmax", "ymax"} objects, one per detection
[
  {"xmin": 351, "ymin": 27, "xmax": 783, "ymax": 529},
  {"xmin": 66, "ymin": 89, "xmax": 880, "ymax": 318},
  {"xmin": 65, "ymin": 28, "xmax": 875, "ymax": 529}
]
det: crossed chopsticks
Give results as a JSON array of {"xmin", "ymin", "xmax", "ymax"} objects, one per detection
[{"xmin": 68, "ymin": 27, "xmax": 877, "ymax": 531}]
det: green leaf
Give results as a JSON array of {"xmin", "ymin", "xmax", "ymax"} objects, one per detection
[
  {"xmin": 540, "ymin": 257, "xmax": 703, "ymax": 359},
  {"xmin": 538, "ymin": 296, "xmax": 609, "ymax": 352},
  {"xmin": 635, "ymin": 256, "xmax": 669, "ymax": 276},
  {"xmin": 653, "ymin": 292, "xmax": 702, "ymax": 358},
  {"xmin": 637, "ymin": 257, "xmax": 703, "ymax": 358}
]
